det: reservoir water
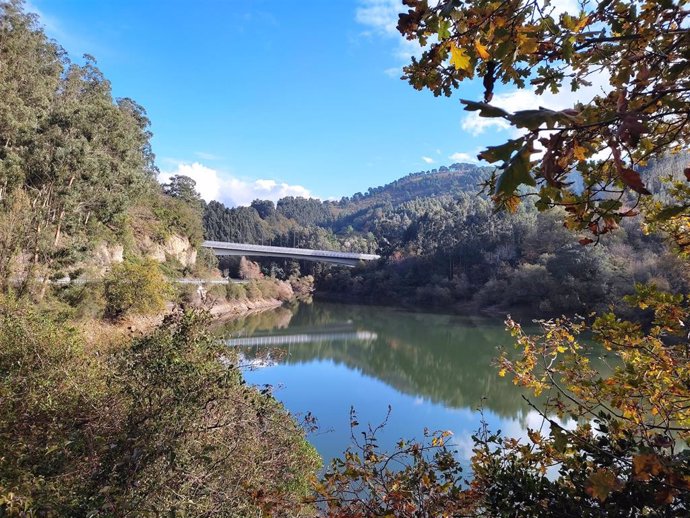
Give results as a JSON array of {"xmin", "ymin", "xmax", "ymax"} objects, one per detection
[{"xmin": 217, "ymin": 301, "xmax": 546, "ymax": 466}]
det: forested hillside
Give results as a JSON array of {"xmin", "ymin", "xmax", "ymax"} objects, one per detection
[
  {"xmin": 0, "ymin": 0, "xmax": 207, "ymax": 301},
  {"xmin": 0, "ymin": 3, "xmax": 319, "ymax": 515},
  {"xmin": 204, "ymin": 157, "xmax": 689, "ymax": 315}
]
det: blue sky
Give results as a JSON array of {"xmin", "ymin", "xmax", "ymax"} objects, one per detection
[{"xmin": 29, "ymin": 0, "xmax": 588, "ymax": 206}]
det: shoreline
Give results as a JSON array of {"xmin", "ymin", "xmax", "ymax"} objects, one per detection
[{"xmin": 208, "ymin": 297, "xmax": 285, "ymax": 321}]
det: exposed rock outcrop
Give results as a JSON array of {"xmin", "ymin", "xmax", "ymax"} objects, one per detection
[
  {"xmin": 144, "ymin": 234, "xmax": 197, "ymax": 267},
  {"xmin": 93, "ymin": 243, "xmax": 124, "ymax": 268}
]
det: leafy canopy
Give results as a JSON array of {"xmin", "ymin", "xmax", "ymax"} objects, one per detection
[{"xmin": 398, "ymin": 0, "xmax": 690, "ymax": 246}]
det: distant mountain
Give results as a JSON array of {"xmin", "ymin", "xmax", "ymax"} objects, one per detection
[
  {"xmin": 337, "ymin": 162, "xmax": 489, "ymax": 207},
  {"xmin": 274, "ymin": 163, "xmax": 491, "ymax": 231},
  {"xmin": 203, "ymin": 162, "xmax": 492, "ymax": 249}
]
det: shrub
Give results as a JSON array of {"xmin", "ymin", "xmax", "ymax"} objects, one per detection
[
  {"xmin": 0, "ymin": 295, "xmax": 109, "ymax": 516},
  {"xmin": 204, "ymin": 283, "xmax": 227, "ymax": 302},
  {"xmin": 273, "ymin": 279, "xmax": 295, "ymax": 301},
  {"xmin": 176, "ymin": 283, "xmax": 198, "ymax": 305},
  {"xmin": 239, "ymin": 257, "xmax": 263, "ymax": 279},
  {"xmin": 103, "ymin": 259, "xmax": 172, "ymax": 318},
  {"xmin": 245, "ymin": 280, "xmax": 263, "ymax": 301},
  {"xmin": 257, "ymin": 278, "xmax": 279, "ymax": 299},
  {"xmin": 249, "ymin": 278, "xmax": 295, "ymax": 302},
  {"xmin": 193, "ymin": 246, "xmax": 219, "ymax": 276},
  {"xmin": 151, "ymin": 194, "xmax": 204, "ymax": 247},
  {"xmin": 103, "ymin": 310, "xmax": 321, "ymax": 515},
  {"xmin": 226, "ymin": 282, "xmax": 247, "ymax": 301},
  {"xmin": 0, "ymin": 299, "xmax": 321, "ymax": 516},
  {"xmin": 55, "ymin": 281, "xmax": 107, "ymax": 320},
  {"xmin": 289, "ymin": 274, "xmax": 314, "ymax": 296}
]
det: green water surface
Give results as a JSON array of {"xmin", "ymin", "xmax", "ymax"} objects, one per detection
[{"xmin": 217, "ymin": 301, "xmax": 561, "ymax": 464}]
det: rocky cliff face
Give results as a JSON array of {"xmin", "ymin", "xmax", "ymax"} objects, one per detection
[
  {"xmin": 94, "ymin": 234, "xmax": 197, "ymax": 270},
  {"xmin": 93, "ymin": 243, "xmax": 124, "ymax": 267},
  {"xmin": 144, "ymin": 234, "xmax": 197, "ymax": 267}
]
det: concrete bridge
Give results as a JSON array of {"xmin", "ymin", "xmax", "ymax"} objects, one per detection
[{"xmin": 202, "ymin": 240, "xmax": 380, "ymax": 267}]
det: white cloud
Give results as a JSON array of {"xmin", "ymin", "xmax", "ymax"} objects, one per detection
[
  {"xmin": 449, "ymin": 152, "xmax": 479, "ymax": 163},
  {"xmin": 159, "ymin": 162, "xmax": 313, "ymax": 207},
  {"xmin": 421, "ymin": 156, "xmax": 435, "ymax": 164},
  {"xmin": 461, "ymin": 70, "xmax": 612, "ymax": 136},
  {"xmin": 547, "ymin": 0, "xmax": 582, "ymax": 17},
  {"xmin": 355, "ymin": 0, "xmax": 401, "ymax": 36},
  {"xmin": 355, "ymin": 0, "xmax": 425, "ymax": 75}
]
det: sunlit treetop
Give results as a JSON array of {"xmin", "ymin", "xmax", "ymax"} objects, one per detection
[{"xmin": 398, "ymin": 0, "xmax": 690, "ymax": 247}]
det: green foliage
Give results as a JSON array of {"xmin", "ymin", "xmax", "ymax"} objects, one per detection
[
  {"xmin": 0, "ymin": 294, "xmax": 108, "ymax": 516},
  {"xmin": 390, "ymin": 1, "xmax": 690, "ymax": 511},
  {"xmin": 251, "ymin": 198, "xmax": 276, "ymax": 219},
  {"xmin": 245, "ymin": 279, "xmax": 264, "ymax": 301},
  {"xmin": 55, "ymin": 280, "xmax": 107, "ymax": 320},
  {"xmin": 195, "ymin": 245, "xmax": 219, "ymax": 273},
  {"xmin": 398, "ymin": 0, "xmax": 690, "ymax": 243},
  {"xmin": 244, "ymin": 278, "xmax": 294, "ymax": 303},
  {"xmin": 0, "ymin": 1, "xmax": 162, "ymax": 292},
  {"xmin": 476, "ymin": 287, "xmax": 690, "ymax": 515},
  {"xmin": 101, "ymin": 310, "xmax": 320, "ymax": 515},
  {"xmin": 103, "ymin": 259, "xmax": 171, "ymax": 318},
  {"xmin": 226, "ymin": 281, "xmax": 247, "ymax": 301},
  {"xmin": 150, "ymin": 191, "xmax": 204, "ymax": 246},
  {"xmin": 0, "ymin": 299, "xmax": 321, "ymax": 516},
  {"xmin": 204, "ymin": 282, "xmax": 227, "ymax": 301},
  {"xmin": 161, "ymin": 174, "xmax": 203, "ymax": 209}
]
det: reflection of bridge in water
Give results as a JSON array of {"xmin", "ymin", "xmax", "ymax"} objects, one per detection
[
  {"xmin": 225, "ymin": 331, "xmax": 378, "ymax": 347},
  {"xmin": 203, "ymin": 240, "xmax": 380, "ymax": 267}
]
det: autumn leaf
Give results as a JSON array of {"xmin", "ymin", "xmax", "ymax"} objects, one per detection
[
  {"xmin": 574, "ymin": 15, "xmax": 590, "ymax": 33},
  {"xmin": 462, "ymin": 99, "xmax": 510, "ymax": 119},
  {"xmin": 495, "ymin": 146, "xmax": 536, "ymax": 195},
  {"xmin": 684, "ymin": 167, "xmax": 690, "ymax": 182},
  {"xmin": 474, "ymin": 40, "xmax": 490, "ymax": 60},
  {"xmin": 586, "ymin": 468, "xmax": 624, "ymax": 501},
  {"xmin": 573, "ymin": 144, "xmax": 587, "ymax": 161},
  {"xmin": 654, "ymin": 205, "xmax": 688, "ymax": 221},
  {"xmin": 632, "ymin": 454, "xmax": 663, "ymax": 481},
  {"xmin": 450, "ymin": 43, "xmax": 471, "ymax": 71},
  {"xmin": 517, "ymin": 33, "xmax": 539, "ymax": 54},
  {"xmin": 619, "ymin": 168, "xmax": 652, "ymax": 195}
]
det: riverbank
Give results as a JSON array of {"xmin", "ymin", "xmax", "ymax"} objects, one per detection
[{"xmin": 209, "ymin": 297, "xmax": 285, "ymax": 320}]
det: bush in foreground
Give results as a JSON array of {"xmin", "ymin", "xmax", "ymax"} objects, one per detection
[{"xmin": 0, "ymin": 298, "xmax": 320, "ymax": 516}]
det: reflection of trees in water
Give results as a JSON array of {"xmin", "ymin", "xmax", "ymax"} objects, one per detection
[
  {"xmin": 230, "ymin": 303, "xmax": 610, "ymax": 421},
  {"xmin": 237, "ymin": 303, "xmax": 533, "ymax": 419},
  {"xmin": 214, "ymin": 306, "xmax": 297, "ymax": 337}
]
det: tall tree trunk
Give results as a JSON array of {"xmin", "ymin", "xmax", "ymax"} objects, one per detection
[{"xmin": 53, "ymin": 175, "xmax": 75, "ymax": 248}]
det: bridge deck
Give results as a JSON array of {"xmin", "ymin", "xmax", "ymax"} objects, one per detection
[{"xmin": 202, "ymin": 240, "xmax": 380, "ymax": 266}]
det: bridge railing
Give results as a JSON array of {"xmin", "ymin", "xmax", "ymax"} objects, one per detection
[{"xmin": 202, "ymin": 240, "xmax": 380, "ymax": 261}]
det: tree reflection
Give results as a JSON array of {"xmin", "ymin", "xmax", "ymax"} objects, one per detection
[{"xmin": 223, "ymin": 303, "xmax": 611, "ymax": 421}]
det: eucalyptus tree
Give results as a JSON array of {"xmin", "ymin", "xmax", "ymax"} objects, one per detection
[{"xmin": 0, "ymin": 1, "xmax": 157, "ymax": 292}]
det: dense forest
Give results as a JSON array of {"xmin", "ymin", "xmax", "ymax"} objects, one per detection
[{"xmin": 204, "ymin": 157, "xmax": 689, "ymax": 315}]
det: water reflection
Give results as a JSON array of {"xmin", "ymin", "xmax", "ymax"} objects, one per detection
[
  {"xmin": 215, "ymin": 302, "xmax": 603, "ymax": 463},
  {"xmin": 218, "ymin": 302, "xmax": 533, "ymax": 418}
]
